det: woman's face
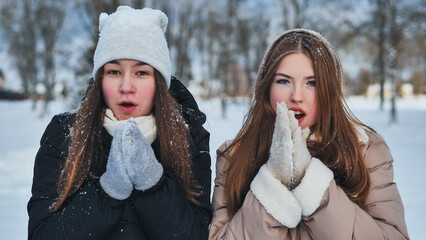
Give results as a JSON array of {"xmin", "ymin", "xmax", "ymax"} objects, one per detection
[
  {"xmin": 102, "ymin": 59, "xmax": 156, "ymax": 120},
  {"xmin": 269, "ymin": 52, "xmax": 319, "ymax": 129}
]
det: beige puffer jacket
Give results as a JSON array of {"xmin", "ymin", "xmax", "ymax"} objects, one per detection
[{"xmin": 209, "ymin": 130, "xmax": 409, "ymax": 239}]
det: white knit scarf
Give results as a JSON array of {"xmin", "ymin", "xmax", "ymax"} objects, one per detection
[{"xmin": 103, "ymin": 109, "xmax": 157, "ymax": 144}]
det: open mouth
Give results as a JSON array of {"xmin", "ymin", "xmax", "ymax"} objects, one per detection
[
  {"xmin": 120, "ymin": 102, "xmax": 135, "ymax": 108},
  {"xmin": 119, "ymin": 102, "xmax": 136, "ymax": 113},
  {"xmin": 293, "ymin": 110, "xmax": 305, "ymax": 120}
]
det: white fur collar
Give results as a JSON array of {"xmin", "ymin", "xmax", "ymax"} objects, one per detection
[{"xmin": 103, "ymin": 109, "xmax": 157, "ymax": 144}]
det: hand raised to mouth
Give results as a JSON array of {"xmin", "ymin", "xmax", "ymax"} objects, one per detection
[{"xmin": 267, "ymin": 101, "xmax": 311, "ymax": 190}]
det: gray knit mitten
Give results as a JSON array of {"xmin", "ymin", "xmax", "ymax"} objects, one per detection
[
  {"xmin": 121, "ymin": 119, "xmax": 164, "ymax": 191},
  {"xmin": 100, "ymin": 123, "xmax": 133, "ymax": 200},
  {"xmin": 268, "ymin": 102, "xmax": 311, "ymax": 190}
]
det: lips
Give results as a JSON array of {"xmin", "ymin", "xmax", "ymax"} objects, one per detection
[{"xmin": 119, "ymin": 101, "xmax": 137, "ymax": 113}]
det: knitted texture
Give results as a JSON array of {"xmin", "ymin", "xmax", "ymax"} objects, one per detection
[
  {"xmin": 93, "ymin": 6, "xmax": 171, "ymax": 88},
  {"xmin": 268, "ymin": 102, "xmax": 311, "ymax": 190},
  {"xmin": 103, "ymin": 109, "xmax": 157, "ymax": 144},
  {"xmin": 99, "ymin": 120, "xmax": 133, "ymax": 200},
  {"xmin": 121, "ymin": 119, "xmax": 163, "ymax": 191}
]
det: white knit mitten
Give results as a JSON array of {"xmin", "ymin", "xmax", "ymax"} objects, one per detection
[{"xmin": 267, "ymin": 102, "xmax": 311, "ymax": 189}]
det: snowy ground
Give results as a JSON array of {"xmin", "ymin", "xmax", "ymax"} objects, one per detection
[{"xmin": 0, "ymin": 96, "xmax": 425, "ymax": 239}]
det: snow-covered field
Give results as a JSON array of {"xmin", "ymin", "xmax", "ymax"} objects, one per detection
[{"xmin": 1, "ymin": 96, "xmax": 425, "ymax": 239}]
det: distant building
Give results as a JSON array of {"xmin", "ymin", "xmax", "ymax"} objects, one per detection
[
  {"xmin": 366, "ymin": 82, "xmax": 413, "ymax": 98},
  {"xmin": 366, "ymin": 83, "xmax": 392, "ymax": 99},
  {"xmin": 400, "ymin": 83, "xmax": 413, "ymax": 97},
  {"xmin": 35, "ymin": 81, "xmax": 69, "ymax": 100}
]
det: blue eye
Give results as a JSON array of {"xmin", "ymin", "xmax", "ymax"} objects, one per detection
[
  {"xmin": 276, "ymin": 79, "xmax": 290, "ymax": 85},
  {"xmin": 307, "ymin": 80, "xmax": 316, "ymax": 87}
]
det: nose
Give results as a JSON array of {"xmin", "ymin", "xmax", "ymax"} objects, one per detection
[
  {"xmin": 290, "ymin": 85, "xmax": 303, "ymax": 103},
  {"xmin": 119, "ymin": 73, "xmax": 135, "ymax": 93}
]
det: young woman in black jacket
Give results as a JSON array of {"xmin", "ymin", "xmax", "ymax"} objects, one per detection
[{"xmin": 27, "ymin": 6, "xmax": 211, "ymax": 239}]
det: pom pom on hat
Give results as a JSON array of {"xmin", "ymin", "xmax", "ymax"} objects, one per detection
[{"xmin": 93, "ymin": 6, "xmax": 172, "ymax": 88}]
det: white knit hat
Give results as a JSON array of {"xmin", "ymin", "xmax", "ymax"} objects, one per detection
[{"xmin": 93, "ymin": 6, "xmax": 172, "ymax": 88}]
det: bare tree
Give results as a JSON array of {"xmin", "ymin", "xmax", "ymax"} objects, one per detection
[
  {"xmin": 128, "ymin": 0, "xmax": 145, "ymax": 9},
  {"xmin": 279, "ymin": 0, "xmax": 311, "ymax": 30},
  {"xmin": 201, "ymin": 6, "xmax": 224, "ymax": 83},
  {"xmin": 151, "ymin": 0, "xmax": 214, "ymax": 86},
  {"xmin": 237, "ymin": 5, "xmax": 270, "ymax": 96},
  {"xmin": 0, "ymin": 0, "xmax": 38, "ymax": 103},
  {"xmin": 399, "ymin": 0, "xmax": 426, "ymax": 94},
  {"xmin": 218, "ymin": 0, "xmax": 244, "ymax": 118},
  {"xmin": 363, "ymin": 0, "xmax": 421, "ymax": 121},
  {"xmin": 69, "ymin": 0, "xmax": 135, "ymax": 109},
  {"xmin": 163, "ymin": 1, "xmax": 200, "ymax": 84},
  {"xmin": 388, "ymin": 0, "xmax": 404, "ymax": 124},
  {"xmin": 73, "ymin": 0, "xmax": 122, "ymax": 77},
  {"xmin": 373, "ymin": 0, "xmax": 388, "ymax": 111},
  {"xmin": 150, "ymin": 0, "xmax": 173, "ymax": 46},
  {"xmin": 194, "ymin": 0, "xmax": 244, "ymax": 118},
  {"xmin": 35, "ymin": 0, "xmax": 66, "ymax": 117}
]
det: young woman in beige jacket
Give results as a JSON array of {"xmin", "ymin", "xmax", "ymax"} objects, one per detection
[{"xmin": 209, "ymin": 29, "xmax": 409, "ymax": 239}]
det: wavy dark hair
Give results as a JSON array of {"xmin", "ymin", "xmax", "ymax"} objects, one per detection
[
  {"xmin": 51, "ymin": 67, "xmax": 198, "ymax": 211},
  {"xmin": 222, "ymin": 30, "xmax": 373, "ymax": 216}
]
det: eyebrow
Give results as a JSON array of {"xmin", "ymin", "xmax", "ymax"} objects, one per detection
[
  {"xmin": 106, "ymin": 60, "xmax": 148, "ymax": 66},
  {"xmin": 275, "ymin": 73, "xmax": 315, "ymax": 80}
]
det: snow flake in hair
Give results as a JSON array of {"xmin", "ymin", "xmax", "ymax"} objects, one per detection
[{"xmin": 258, "ymin": 28, "xmax": 343, "ymax": 88}]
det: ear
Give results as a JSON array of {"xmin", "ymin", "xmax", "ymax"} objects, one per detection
[
  {"xmin": 116, "ymin": 5, "xmax": 131, "ymax": 12},
  {"xmin": 98, "ymin": 12, "xmax": 109, "ymax": 32},
  {"xmin": 150, "ymin": 9, "xmax": 168, "ymax": 33}
]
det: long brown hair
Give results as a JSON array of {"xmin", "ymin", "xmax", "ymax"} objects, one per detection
[
  {"xmin": 51, "ymin": 67, "xmax": 198, "ymax": 211},
  {"xmin": 223, "ymin": 29, "xmax": 372, "ymax": 216}
]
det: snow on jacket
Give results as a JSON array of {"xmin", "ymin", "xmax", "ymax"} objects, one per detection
[
  {"xmin": 28, "ymin": 77, "xmax": 212, "ymax": 240},
  {"xmin": 209, "ymin": 130, "xmax": 409, "ymax": 239}
]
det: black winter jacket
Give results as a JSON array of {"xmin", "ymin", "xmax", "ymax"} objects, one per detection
[{"xmin": 27, "ymin": 77, "xmax": 212, "ymax": 240}]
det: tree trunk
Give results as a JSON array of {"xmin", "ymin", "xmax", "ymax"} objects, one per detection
[
  {"xmin": 388, "ymin": 0, "xmax": 398, "ymax": 124},
  {"xmin": 377, "ymin": 0, "xmax": 387, "ymax": 111}
]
